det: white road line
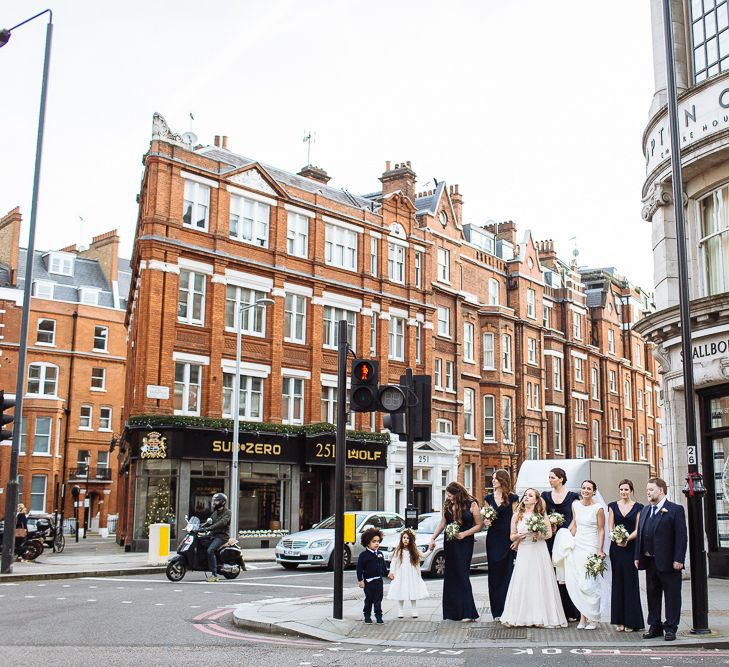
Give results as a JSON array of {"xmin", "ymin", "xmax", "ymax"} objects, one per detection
[
  {"xmin": 87, "ymin": 599, "xmax": 96, "ymax": 602},
  {"xmin": 36, "ymin": 583, "xmax": 46, "ymax": 587},
  {"xmin": 155, "ymin": 603, "xmax": 164, "ymax": 606},
  {"xmin": 62, "ymin": 584, "xmax": 70, "ymax": 588},
  {"xmin": 121, "ymin": 601, "xmax": 133, "ymax": 604},
  {"xmin": 24, "ymin": 595, "xmax": 35, "ymax": 598},
  {"xmin": 56, "ymin": 597, "xmax": 66, "ymax": 600}
]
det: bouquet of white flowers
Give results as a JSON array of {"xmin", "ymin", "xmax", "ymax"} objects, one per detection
[
  {"xmin": 548, "ymin": 512, "xmax": 565, "ymax": 527},
  {"xmin": 480, "ymin": 506, "xmax": 497, "ymax": 522},
  {"xmin": 524, "ymin": 514, "xmax": 548, "ymax": 541},
  {"xmin": 444, "ymin": 521, "xmax": 461, "ymax": 541},
  {"xmin": 585, "ymin": 553, "xmax": 607, "ymax": 579},
  {"xmin": 610, "ymin": 524, "xmax": 630, "ymax": 545}
]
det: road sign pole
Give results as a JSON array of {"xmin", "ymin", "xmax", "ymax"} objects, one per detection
[{"xmin": 333, "ymin": 319, "xmax": 348, "ymax": 619}]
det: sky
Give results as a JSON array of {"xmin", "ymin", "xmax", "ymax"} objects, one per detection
[{"xmin": 1, "ymin": 1, "xmax": 656, "ymax": 288}]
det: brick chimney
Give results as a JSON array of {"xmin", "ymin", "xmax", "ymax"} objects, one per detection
[
  {"xmin": 79, "ymin": 230, "xmax": 120, "ymax": 286},
  {"xmin": 484, "ymin": 220, "xmax": 517, "ymax": 247},
  {"xmin": 536, "ymin": 239, "xmax": 558, "ymax": 268},
  {"xmin": 0, "ymin": 208, "xmax": 21, "ymax": 286},
  {"xmin": 297, "ymin": 164, "xmax": 331, "ymax": 184},
  {"xmin": 449, "ymin": 184, "xmax": 463, "ymax": 226},
  {"xmin": 380, "ymin": 161, "xmax": 416, "ymax": 201}
]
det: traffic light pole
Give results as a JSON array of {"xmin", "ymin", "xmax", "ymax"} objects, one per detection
[
  {"xmin": 332, "ymin": 319, "xmax": 348, "ymax": 620},
  {"xmin": 404, "ymin": 368, "xmax": 415, "ymax": 509}
]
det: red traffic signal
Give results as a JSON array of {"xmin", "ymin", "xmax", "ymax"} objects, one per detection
[{"xmin": 350, "ymin": 359, "xmax": 379, "ymax": 412}]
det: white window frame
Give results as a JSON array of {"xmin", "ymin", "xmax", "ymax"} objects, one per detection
[
  {"xmin": 591, "ymin": 366, "xmax": 599, "ymax": 399},
  {"xmin": 646, "ymin": 388, "xmax": 653, "ymax": 416},
  {"xmin": 415, "ymin": 321, "xmax": 422, "ymax": 364},
  {"xmin": 33, "ymin": 417, "xmax": 52, "ymax": 455},
  {"xmin": 320, "ymin": 385, "xmax": 354, "ymax": 428},
  {"xmin": 93, "ymin": 325, "xmax": 109, "ymax": 352},
  {"xmin": 370, "ymin": 313, "xmax": 377, "ymax": 356},
  {"xmin": 30, "ymin": 475, "xmax": 47, "ymax": 513},
  {"xmin": 699, "ymin": 185, "xmax": 729, "ymax": 295},
  {"xmin": 90, "ymin": 367, "xmax": 106, "ymax": 391},
  {"xmin": 323, "ymin": 306, "xmax": 356, "ymax": 350},
  {"xmin": 414, "ymin": 251, "xmax": 422, "ymax": 288},
  {"xmin": 574, "ymin": 397, "xmax": 586, "ymax": 423},
  {"xmin": 502, "ymin": 396, "xmax": 513, "ymax": 443},
  {"xmin": 99, "ymin": 406, "xmax": 113, "ymax": 431},
  {"xmin": 436, "ymin": 418, "xmax": 453, "ymax": 434},
  {"xmin": 624, "ymin": 379, "xmax": 631, "ymax": 409},
  {"xmin": 445, "ymin": 360, "xmax": 455, "ymax": 391},
  {"xmin": 36, "ymin": 318, "xmax": 56, "ymax": 346},
  {"xmin": 27, "ymin": 363, "xmax": 58, "ymax": 397},
  {"xmin": 225, "ymin": 285, "xmax": 267, "ymax": 336},
  {"xmin": 573, "ymin": 313, "xmax": 582, "ymax": 340},
  {"xmin": 543, "ymin": 304, "xmax": 551, "ymax": 329},
  {"xmin": 437, "ymin": 248, "xmax": 450, "ymax": 283},
  {"xmin": 79, "ymin": 405, "xmax": 93, "ymax": 430},
  {"xmin": 488, "ymin": 278, "xmax": 499, "ymax": 305},
  {"xmin": 437, "ymin": 306, "xmax": 450, "ymax": 337},
  {"xmin": 609, "ymin": 369, "xmax": 617, "ymax": 393},
  {"xmin": 553, "ymin": 357, "xmax": 562, "ymax": 391},
  {"xmin": 463, "ymin": 388, "xmax": 475, "ymax": 437},
  {"xmin": 483, "ymin": 333, "xmax": 495, "ymax": 369},
  {"xmin": 527, "ymin": 337, "xmax": 537, "ymax": 365},
  {"xmin": 639, "ymin": 433, "xmax": 647, "ymax": 460},
  {"xmin": 608, "ymin": 329, "xmax": 615, "ymax": 354},
  {"xmin": 434, "ymin": 358, "xmax": 443, "ymax": 389},
  {"xmin": 592, "ymin": 419, "xmax": 600, "ymax": 458},
  {"xmin": 533, "ymin": 383, "xmax": 540, "ymax": 410},
  {"xmin": 182, "ymin": 179, "xmax": 210, "ymax": 231},
  {"xmin": 286, "ymin": 211, "xmax": 309, "ymax": 258},
  {"xmin": 48, "ymin": 252, "xmax": 74, "ymax": 276},
  {"xmin": 222, "ymin": 372, "xmax": 264, "ymax": 421},
  {"xmin": 34, "ymin": 281, "xmax": 54, "ymax": 299},
  {"xmin": 325, "ymin": 224, "xmax": 358, "ymax": 271},
  {"xmin": 79, "ymin": 288, "xmax": 100, "ymax": 306},
  {"xmin": 463, "ymin": 323, "xmax": 474, "ymax": 362},
  {"xmin": 574, "ymin": 357, "xmax": 584, "ymax": 382},
  {"xmin": 284, "ymin": 294, "xmax": 307, "ymax": 344},
  {"xmin": 625, "ymin": 426, "xmax": 633, "ymax": 461},
  {"xmin": 282, "ymin": 377, "xmax": 304, "ymax": 425},
  {"xmin": 388, "ymin": 316, "xmax": 405, "ymax": 361},
  {"xmin": 527, "ymin": 289, "xmax": 536, "ymax": 319},
  {"xmin": 174, "ymin": 362, "xmax": 202, "ymax": 416},
  {"xmin": 178, "ymin": 270, "xmax": 206, "ymax": 326},
  {"xmin": 576, "ymin": 443, "xmax": 586, "ymax": 459},
  {"xmin": 502, "ymin": 333, "xmax": 512, "ymax": 372},
  {"xmin": 483, "ymin": 395, "xmax": 495, "ymax": 441},
  {"xmin": 637, "ymin": 388, "xmax": 644, "ymax": 411},
  {"xmin": 388, "ymin": 243, "xmax": 406, "ymax": 284},
  {"xmin": 370, "ymin": 237, "xmax": 379, "ymax": 276},
  {"xmin": 229, "ymin": 194, "xmax": 270, "ymax": 247},
  {"xmin": 527, "ymin": 433, "xmax": 540, "ymax": 460},
  {"xmin": 554, "ymin": 412, "xmax": 563, "ymax": 453}
]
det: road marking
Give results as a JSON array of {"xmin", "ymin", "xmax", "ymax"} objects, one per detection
[
  {"xmin": 36, "ymin": 583, "xmax": 46, "ymax": 587},
  {"xmin": 62, "ymin": 584, "xmax": 70, "ymax": 588},
  {"xmin": 174, "ymin": 589, "xmax": 182, "ymax": 592},
  {"xmin": 87, "ymin": 599, "xmax": 96, "ymax": 602},
  {"xmin": 88, "ymin": 585, "xmax": 98, "ymax": 589},
  {"xmin": 155, "ymin": 603, "xmax": 164, "ymax": 606},
  {"xmin": 121, "ymin": 601, "xmax": 133, "ymax": 604},
  {"xmin": 24, "ymin": 595, "xmax": 35, "ymax": 598},
  {"xmin": 56, "ymin": 597, "xmax": 65, "ymax": 600}
]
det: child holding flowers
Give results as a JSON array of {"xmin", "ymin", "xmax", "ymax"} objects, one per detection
[
  {"xmin": 387, "ymin": 528, "xmax": 429, "ymax": 618},
  {"xmin": 500, "ymin": 488, "xmax": 567, "ymax": 628}
]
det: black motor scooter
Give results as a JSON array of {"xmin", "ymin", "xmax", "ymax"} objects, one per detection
[{"xmin": 165, "ymin": 516, "xmax": 246, "ymax": 582}]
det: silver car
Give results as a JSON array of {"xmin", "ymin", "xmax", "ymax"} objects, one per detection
[
  {"xmin": 275, "ymin": 511, "xmax": 405, "ymax": 570},
  {"xmin": 380, "ymin": 512, "xmax": 488, "ymax": 577}
]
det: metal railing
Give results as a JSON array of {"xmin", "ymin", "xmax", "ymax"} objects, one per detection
[
  {"xmin": 106, "ymin": 515, "xmax": 118, "ymax": 535},
  {"xmin": 67, "ymin": 467, "xmax": 112, "ymax": 481}
]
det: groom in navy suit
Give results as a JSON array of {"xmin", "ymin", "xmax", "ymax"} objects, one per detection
[{"xmin": 634, "ymin": 477, "xmax": 688, "ymax": 641}]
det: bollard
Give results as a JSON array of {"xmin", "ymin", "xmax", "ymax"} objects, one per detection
[{"xmin": 148, "ymin": 523, "xmax": 170, "ymax": 564}]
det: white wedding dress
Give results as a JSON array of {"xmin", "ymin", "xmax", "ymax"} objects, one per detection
[
  {"xmin": 552, "ymin": 501, "xmax": 603, "ymax": 621},
  {"xmin": 500, "ymin": 513, "xmax": 568, "ymax": 628}
]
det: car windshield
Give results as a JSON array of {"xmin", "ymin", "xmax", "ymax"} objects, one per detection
[
  {"xmin": 416, "ymin": 514, "xmax": 440, "ymax": 534},
  {"xmin": 315, "ymin": 513, "xmax": 369, "ymax": 530}
]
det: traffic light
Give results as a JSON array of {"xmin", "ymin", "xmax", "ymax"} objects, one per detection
[
  {"xmin": 350, "ymin": 359, "xmax": 380, "ymax": 412},
  {"xmin": 0, "ymin": 390, "xmax": 15, "ymax": 442},
  {"xmin": 383, "ymin": 412, "xmax": 407, "ymax": 440},
  {"xmin": 411, "ymin": 375, "xmax": 432, "ymax": 442}
]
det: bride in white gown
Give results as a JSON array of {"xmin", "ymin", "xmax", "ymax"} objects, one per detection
[
  {"xmin": 552, "ymin": 479, "xmax": 606, "ymax": 630},
  {"xmin": 500, "ymin": 488, "xmax": 568, "ymax": 628}
]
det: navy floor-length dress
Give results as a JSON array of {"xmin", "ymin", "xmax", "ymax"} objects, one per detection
[
  {"xmin": 609, "ymin": 501, "xmax": 645, "ymax": 630},
  {"xmin": 543, "ymin": 490, "xmax": 580, "ymax": 621},
  {"xmin": 484, "ymin": 492, "xmax": 519, "ymax": 619},
  {"xmin": 442, "ymin": 503, "xmax": 480, "ymax": 621}
]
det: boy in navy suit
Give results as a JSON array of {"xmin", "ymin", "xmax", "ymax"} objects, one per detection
[
  {"xmin": 634, "ymin": 477, "xmax": 688, "ymax": 641},
  {"xmin": 356, "ymin": 527, "xmax": 387, "ymax": 624}
]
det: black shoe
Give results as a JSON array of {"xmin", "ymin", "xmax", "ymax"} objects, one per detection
[
  {"xmin": 376, "ymin": 618, "xmax": 384, "ymax": 624},
  {"xmin": 642, "ymin": 627, "xmax": 663, "ymax": 639},
  {"xmin": 664, "ymin": 632, "xmax": 676, "ymax": 641},
  {"xmin": 364, "ymin": 618, "xmax": 372, "ymax": 624}
]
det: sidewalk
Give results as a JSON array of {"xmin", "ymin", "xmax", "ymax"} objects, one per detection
[
  {"xmin": 233, "ymin": 576, "xmax": 729, "ymax": 649},
  {"xmin": 0, "ymin": 535, "xmax": 276, "ymax": 582}
]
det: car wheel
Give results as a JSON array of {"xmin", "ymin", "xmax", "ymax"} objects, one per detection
[
  {"xmin": 281, "ymin": 562, "xmax": 299, "ymax": 570},
  {"xmin": 328, "ymin": 545, "xmax": 351, "ymax": 570},
  {"xmin": 431, "ymin": 552, "xmax": 446, "ymax": 578}
]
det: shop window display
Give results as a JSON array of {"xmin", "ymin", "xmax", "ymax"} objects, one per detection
[{"xmin": 134, "ymin": 460, "xmax": 178, "ymax": 540}]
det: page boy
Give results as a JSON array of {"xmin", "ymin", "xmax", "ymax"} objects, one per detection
[{"xmin": 356, "ymin": 526, "xmax": 387, "ymax": 624}]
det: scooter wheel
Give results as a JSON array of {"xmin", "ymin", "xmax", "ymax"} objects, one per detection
[
  {"xmin": 221, "ymin": 566, "xmax": 240, "ymax": 579},
  {"xmin": 166, "ymin": 559, "xmax": 186, "ymax": 582}
]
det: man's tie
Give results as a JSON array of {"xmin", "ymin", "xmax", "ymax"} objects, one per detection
[{"xmin": 650, "ymin": 505, "xmax": 657, "ymax": 519}]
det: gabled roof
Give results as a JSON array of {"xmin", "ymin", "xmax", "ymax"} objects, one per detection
[{"xmin": 415, "ymin": 181, "xmax": 446, "ymax": 216}]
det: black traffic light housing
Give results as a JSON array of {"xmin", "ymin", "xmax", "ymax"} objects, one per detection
[
  {"xmin": 0, "ymin": 390, "xmax": 15, "ymax": 442},
  {"xmin": 350, "ymin": 359, "xmax": 380, "ymax": 412},
  {"xmin": 411, "ymin": 374, "xmax": 432, "ymax": 442}
]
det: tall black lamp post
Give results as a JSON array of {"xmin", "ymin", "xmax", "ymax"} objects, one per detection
[
  {"xmin": 661, "ymin": 0, "xmax": 711, "ymax": 634},
  {"xmin": 0, "ymin": 9, "xmax": 54, "ymax": 575}
]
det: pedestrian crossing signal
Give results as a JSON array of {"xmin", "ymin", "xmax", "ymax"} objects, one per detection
[{"xmin": 350, "ymin": 360, "xmax": 379, "ymax": 412}]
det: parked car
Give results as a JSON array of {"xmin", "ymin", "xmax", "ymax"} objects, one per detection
[
  {"xmin": 379, "ymin": 512, "xmax": 488, "ymax": 577},
  {"xmin": 275, "ymin": 511, "xmax": 405, "ymax": 570}
]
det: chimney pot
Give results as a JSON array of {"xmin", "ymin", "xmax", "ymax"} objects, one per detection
[
  {"xmin": 407, "ymin": 160, "xmax": 411, "ymax": 167},
  {"xmin": 386, "ymin": 161, "xmax": 391, "ymax": 171},
  {"xmin": 214, "ymin": 135, "xmax": 220, "ymax": 147},
  {"xmin": 222, "ymin": 135, "xmax": 228, "ymax": 149}
]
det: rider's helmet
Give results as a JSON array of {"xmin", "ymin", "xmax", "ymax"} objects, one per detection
[{"xmin": 212, "ymin": 492, "xmax": 228, "ymax": 510}]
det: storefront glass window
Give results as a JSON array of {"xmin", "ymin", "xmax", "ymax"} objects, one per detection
[
  {"xmin": 345, "ymin": 467, "xmax": 383, "ymax": 511},
  {"xmin": 712, "ymin": 437, "xmax": 729, "ymax": 549},
  {"xmin": 133, "ymin": 460, "xmax": 178, "ymax": 540},
  {"xmin": 711, "ymin": 396, "xmax": 729, "ymax": 428}
]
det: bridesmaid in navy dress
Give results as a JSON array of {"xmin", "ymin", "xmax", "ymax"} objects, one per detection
[
  {"xmin": 429, "ymin": 481, "xmax": 483, "ymax": 621},
  {"xmin": 608, "ymin": 479, "xmax": 645, "ymax": 632},
  {"xmin": 542, "ymin": 467, "xmax": 580, "ymax": 622},
  {"xmin": 483, "ymin": 469, "xmax": 519, "ymax": 620}
]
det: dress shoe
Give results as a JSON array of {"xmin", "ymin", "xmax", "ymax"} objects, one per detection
[
  {"xmin": 642, "ymin": 628, "xmax": 663, "ymax": 639},
  {"xmin": 664, "ymin": 632, "xmax": 676, "ymax": 641}
]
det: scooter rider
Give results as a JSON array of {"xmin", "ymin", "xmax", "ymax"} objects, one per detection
[{"xmin": 202, "ymin": 493, "xmax": 231, "ymax": 582}]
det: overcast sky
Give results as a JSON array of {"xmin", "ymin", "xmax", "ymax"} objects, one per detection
[{"xmin": 1, "ymin": 1, "xmax": 656, "ymax": 288}]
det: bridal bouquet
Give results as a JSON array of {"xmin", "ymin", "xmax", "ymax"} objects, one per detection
[
  {"xmin": 524, "ymin": 514, "xmax": 548, "ymax": 541},
  {"xmin": 585, "ymin": 553, "xmax": 607, "ymax": 579},
  {"xmin": 480, "ymin": 506, "xmax": 497, "ymax": 522},
  {"xmin": 444, "ymin": 521, "xmax": 461, "ymax": 541},
  {"xmin": 548, "ymin": 512, "xmax": 565, "ymax": 527},
  {"xmin": 609, "ymin": 525, "xmax": 630, "ymax": 545}
]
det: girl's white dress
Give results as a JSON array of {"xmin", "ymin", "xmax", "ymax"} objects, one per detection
[
  {"xmin": 386, "ymin": 551, "xmax": 429, "ymax": 600},
  {"xmin": 552, "ymin": 501, "xmax": 603, "ymax": 621},
  {"xmin": 500, "ymin": 513, "xmax": 568, "ymax": 628}
]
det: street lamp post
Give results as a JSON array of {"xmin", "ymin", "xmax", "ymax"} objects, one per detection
[
  {"xmin": 229, "ymin": 298, "xmax": 274, "ymax": 538},
  {"xmin": 0, "ymin": 9, "xmax": 54, "ymax": 575}
]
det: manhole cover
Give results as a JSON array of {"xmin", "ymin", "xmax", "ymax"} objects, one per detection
[{"xmin": 468, "ymin": 627, "xmax": 528, "ymax": 640}]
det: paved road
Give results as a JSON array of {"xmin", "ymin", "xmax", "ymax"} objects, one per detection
[{"xmin": 0, "ymin": 565, "xmax": 726, "ymax": 666}]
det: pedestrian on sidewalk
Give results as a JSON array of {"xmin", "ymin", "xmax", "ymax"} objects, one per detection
[
  {"xmin": 483, "ymin": 469, "xmax": 519, "ymax": 621},
  {"xmin": 634, "ymin": 477, "xmax": 687, "ymax": 642},
  {"xmin": 357, "ymin": 527, "xmax": 387, "ymax": 624},
  {"xmin": 608, "ymin": 479, "xmax": 644, "ymax": 633},
  {"xmin": 387, "ymin": 528, "xmax": 429, "ymax": 618},
  {"xmin": 14, "ymin": 504, "xmax": 28, "ymax": 561}
]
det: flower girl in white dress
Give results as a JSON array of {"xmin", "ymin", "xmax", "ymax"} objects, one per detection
[
  {"xmin": 387, "ymin": 528, "xmax": 429, "ymax": 618},
  {"xmin": 500, "ymin": 488, "xmax": 568, "ymax": 628}
]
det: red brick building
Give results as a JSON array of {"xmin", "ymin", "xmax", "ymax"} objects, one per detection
[
  {"xmin": 115, "ymin": 114, "xmax": 661, "ymax": 547},
  {"xmin": 0, "ymin": 208, "xmax": 129, "ymax": 533}
]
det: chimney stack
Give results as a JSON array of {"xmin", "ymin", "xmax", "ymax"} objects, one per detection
[
  {"xmin": 214, "ymin": 135, "xmax": 221, "ymax": 147},
  {"xmin": 222, "ymin": 135, "xmax": 228, "ymax": 150},
  {"xmin": 79, "ymin": 230, "xmax": 120, "ymax": 288},
  {"xmin": 536, "ymin": 239, "xmax": 558, "ymax": 268},
  {"xmin": 298, "ymin": 165, "xmax": 331, "ymax": 184},
  {"xmin": 380, "ymin": 160, "xmax": 417, "ymax": 201},
  {"xmin": 450, "ymin": 183, "xmax": 463, "ymax": 225},
  {"xmin": 0, "ymin": 208, "xmax": 21, "ymax": 286}
]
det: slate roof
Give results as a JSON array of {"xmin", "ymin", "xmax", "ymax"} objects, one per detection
[
  {"xmin": 415, "ymin": 182, "xmax": 446, "ymax": 216},
  {"xmin": 585, "ymin": 288, "xmax": 606, "ymax": 309},
  {"xmin": 197, "ymin": 147, "xmax": 380, "ymax": 212}
]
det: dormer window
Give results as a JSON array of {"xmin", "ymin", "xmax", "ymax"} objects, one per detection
[
  {"xmin": 79, "ymin": 288, "xmax": 101, "ymax": 306},
  {"xmin": 34, "ymin": 281, "xmax": 54, "ymax": 299},
  {"xmin": 48, "ymin": 252, "xmax": 74, "ymax": 276}
]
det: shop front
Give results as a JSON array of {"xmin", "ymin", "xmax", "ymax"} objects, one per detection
[{"xmin": 116, "ymin": 424, "xmax": 387, "ymax": 550}]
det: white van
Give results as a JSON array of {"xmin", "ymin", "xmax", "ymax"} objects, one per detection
[{"xmin": 515, "ymin": 459, "xmax": 651, "ymax": 504}]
